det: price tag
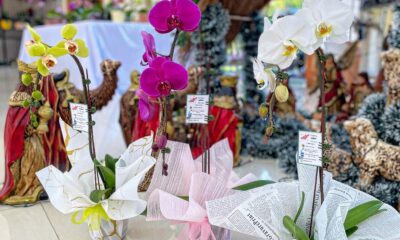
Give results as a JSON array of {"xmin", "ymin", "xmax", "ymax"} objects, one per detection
[
  {"xmin": 298, "ymin": 131, "xmax": 322, "ymax": 167},
  {"xmin": 186, "ymin": 94, "xmax": 209, "ymax": 124},
  {"xmin": 70, "ymin": 102, "xmax": 89, "ymax": 132}
]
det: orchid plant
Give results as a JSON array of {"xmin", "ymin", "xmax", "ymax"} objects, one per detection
[
  {"xmin": 25, "ymin": 24, "xmax": 112, "ymax": 208},
  {"xmin": 255, "ymin": 0, "xmax": 354, "ymax": 236},
  {"xmin": 137, "ymin": 0, "xmax": 201, "ymax": 176},
  {"xmin": 22, "ymin": 24, "xmax": 90, "ymax": 132},
  {"xmin": 255, "ymin": 0, "xmax": 354, "ymax": 136}
]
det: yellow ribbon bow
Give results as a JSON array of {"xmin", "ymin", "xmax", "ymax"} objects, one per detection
[{"xmin": 71, "ymin": 204, "xmax": 111, "ymax": 231}]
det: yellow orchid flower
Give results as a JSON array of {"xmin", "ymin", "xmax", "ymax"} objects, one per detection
[
  {"xmin": 33, "ymin": 46, "xmax": 68, "ymax": 76},
  {"xmin": 56, "ymin": 24, "xmax": 89, "ymax": 58},
  {"xmin": 25, "ymin": 25, "xmax": 68, "ymax": 76}
]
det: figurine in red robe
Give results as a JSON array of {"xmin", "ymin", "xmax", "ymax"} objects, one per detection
[
  {"xmin": 0, "ymin": 61, "xmax": 68, "ymax": 205},
  {"xmin": 191, "ymin": 76, "xmax": 241, "ymax": 166}
]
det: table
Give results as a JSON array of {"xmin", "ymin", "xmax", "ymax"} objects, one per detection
[{"xmin": 18, "ymin": 20, "xmax": 173, "ymax": 158}]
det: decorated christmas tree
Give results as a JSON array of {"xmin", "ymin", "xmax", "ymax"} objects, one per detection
[
  {"xmin": 388, "ymin": 1, "xmax": 400, "ymax": 49},
  {"xmin": 191, "ymin": 3, "xmax": 230, "ymax": 93},
  {"xmin": 239, "ymin": 12, "xmax": 264, "ymax": 102}
]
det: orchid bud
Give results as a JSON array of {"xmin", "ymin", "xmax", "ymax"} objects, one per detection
[
  {"xmin": 21, "ymin": 73, "xmax": 33, "ymax": 86},
  {"xmin": 156, "ymin": 135, "xmax": 167, "ymax": 149},
  {"xmin": 258, "ymin": 103, "xmax": 268, "ymax": 118},
  {"xmin": 275, "ymin": 84, "xmax": 289, "ymax": 103},
  {"xmin": 32, "ymin": 90, "xmax": 43, "ymax": 101}
]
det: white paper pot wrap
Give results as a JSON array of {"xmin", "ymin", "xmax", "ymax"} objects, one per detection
[
  {"xmin": 36, "ymin": 121, "xmax": 156, "ymax": 237},
  {"xmin": 89, "ymin": 219, "xmax": 128, "ymax": 240},
  {"xmin": 205, "ymin": 164, "xmax": 400, "ymax": 240}
]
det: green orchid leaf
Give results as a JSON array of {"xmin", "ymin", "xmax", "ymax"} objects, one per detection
[
  {"xmin": 283, "ymin": 216, "xmax": 310, "ymax": 240},
  {"xmin": 233, "ymin": 180, "xmax": 275, "ymax": 191},
  {"xmin": 294, "ymin": 191, "xmax": 305, "ymax": 223},
  {"xmin": 48, "ymin": 47, "xmax": 68, "ymax": 57},
  {"xmin": 343, "ymin": 200, "xmax": 385, "ymax": 230},
  {"xmin": 27, "ymin": 43, "xmax": 46, "ymax": 57},
  {"xmin": 178, "ymin": 196, "xmax": 189, "ymax": 201},
  {"xmin": 61, "ymin": 24, "xmax": 77, "ymax": 40},
  {"xmin": 55, "ymin": 40, "xmax": 67, "ymax": 49},
  {"xmin": 27, "ymin": 25, "xmax": 42, "ymax": 42},
  {"xmin": 105, "ymin": 154, "xmax": 117, "ymax": 173},
  {"xmin": 345, "ymin": 226, "xmax": 358, "ymax": 237},
  {"xmin": 75, "ymin": 39, "xmax": 89, "ymax": 58},
  {"xmin": 89, "ymin": 188, "xmax": 112, "ymax": 203},
  {"xmin": 94, "ymin": 159, "xmax": 115, "ymax": 189},
  {"xmin": 140, "ymin": 208, "xmax": 147, "ymax": 216},
  {"xmin": 36, "ymin": 58, "xmax": 49, "ymax": 76}
]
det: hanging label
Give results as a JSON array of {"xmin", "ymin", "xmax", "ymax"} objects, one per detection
[
  {"xmin": 70, "ymin": 102, "xmax": 89, "ymax": 132},
  {"xmin": 186, "ymin": 94, "xmax": 209, "ymax": 124},
  {"xmin": 298, "ymin": 131, "xmax": 322, "ymax": 167}
]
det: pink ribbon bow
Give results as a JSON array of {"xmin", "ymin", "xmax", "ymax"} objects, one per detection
[
  {"xmin": 178, "ymin": 218, "xmax": 216, "ymax": 240},
  {"xmin": 146, "ymin": 139, "xmax": 258, "ymax": 239}
]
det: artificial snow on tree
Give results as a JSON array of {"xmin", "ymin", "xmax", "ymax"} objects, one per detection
[
  {"xmin": 241, "ymin": 114, "xmax": 308, "ymax": 177},
  {"xmin": 191, "ymin": 2, "xmax": 230, "ymax": 93},
  {"xmin": 381, "ymin": 101, "xmax": 400, "ymax": 144},
  {"xmin": 388, "ymin": 2, "xmax": 400, "ymax": 49},
  {"xmin": 357, "ymin": 93, "xmax": 400, "ymax": 146},
  {"xmin": 357, "ymin": 93, "xmax": 386, "ymax": 133},
  {"xmin": 239, "ymin": 11, "xmax": 264, "ymax": 102}
]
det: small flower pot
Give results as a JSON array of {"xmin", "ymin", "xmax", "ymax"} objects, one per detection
[
  {"xmin": 89, "ymin": 219, "xmax": 128, "ymax": 240},
  {"xmin": 213, "ymin": 226, "xmax": 231, "ymax": 240},
  {"xmin": 111, "ymin": 10, "xmax": 126, "ymax": 23},
  {"xmin": 136, "ymin": 13, "xmax": 148, "ymax": 23}
]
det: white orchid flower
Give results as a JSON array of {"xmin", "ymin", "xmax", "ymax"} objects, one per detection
[
  {"xmin": 251, "ymin": 57, "xmax": 276, "ymax": 92},
  {"xmin": 296, "ymin": 0, "xmax": 355, "ymax": 50},
  {"xmin": 258, "ymin": 15, "xmax": 317, "ymax": 69}
]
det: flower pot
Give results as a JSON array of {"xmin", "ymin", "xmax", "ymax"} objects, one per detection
[
  {"xmin": 89, "ymin": 219, "xmax": 128, "ymax": 240},
  {"xmin": 212, "ymin": 226, "xmax": 231, "ymax": 240},
  {"xmin": 111, "ymin": 10, "xmax": 126, "ymax": 23},
  {"xmin": 136, "ymin": 13, "xmax": 148, "ymax": 22}
]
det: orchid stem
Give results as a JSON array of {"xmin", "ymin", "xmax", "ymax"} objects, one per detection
[
  {"xmin": 308, "ymin": 48, "xmax": 327, "ymax": 236},
  {"xmin": 70, "ymin": 54, "xmax": 100, "ymax": 190},
  {"xmin": 169, "ymin": 30, "xmax": 180, "ymax": 60}
]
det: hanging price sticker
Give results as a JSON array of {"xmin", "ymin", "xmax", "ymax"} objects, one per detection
[
  {"xmin": 186, "ymin": 94, "xmax": 209, "ymax": 124},
  {"xmin": 70, "ymin": 102, "xmax": 89, "ymax": 132},
  {"xmin": 298, "ymin": 131, "xmax": 322, "ymax": 167}
]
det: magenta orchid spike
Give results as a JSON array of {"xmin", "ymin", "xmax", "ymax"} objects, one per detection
[
  {"xmin": 140, "ymin": 56, "xmax": 188, "ymax": 97},
  {"xmin": 137, "ymin": 89, "xmax": 155, "ymax": 121},
  {"xmin": 141, "ymin": 31, "xmax": 157, "ymax": 64},
  {"xmin": 148, "ymin": 0, "xmax": 201, "ymax": 33}
]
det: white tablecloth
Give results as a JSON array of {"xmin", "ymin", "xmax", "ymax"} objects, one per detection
[{"xmin": 18, "ymin": 20, "xmax": 173, "ymax": 158}]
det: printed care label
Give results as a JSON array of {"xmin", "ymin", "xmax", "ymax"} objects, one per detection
[
  {"xmin": 186, "ymin": 94, "xmax": 209, "ymax": 124},
  {"xmin": 298, "ymin": 131, "xmax": 322, "ymax": 167},
  {"xmin": 70, "ymin": 102, "xmax": 89, "ymax": 132}
]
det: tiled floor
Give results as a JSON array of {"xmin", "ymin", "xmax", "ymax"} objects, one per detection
[{"xmin": 0, "ymin": 65, "xmax": 289, "ymax": 239}]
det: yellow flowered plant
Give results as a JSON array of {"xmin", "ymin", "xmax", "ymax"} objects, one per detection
[
  {"xmin": 56, "ymin": 24, "xmax": 89, "ymax": 58},
  {"xmin": 25, "ymin": 24, "xmax": 89, "ymax": 76},
  {"xmin": 71, "ymin": 204, "xmax": 110, "ymax": 231},
  {"xmin": 25, "ymin": 25, "xmax": 68, "ymax": 76}
]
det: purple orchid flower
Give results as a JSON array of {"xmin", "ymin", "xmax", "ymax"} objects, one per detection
[
  {"xmin": 148, "ymin": 0, "xmax": 201, "ymax": 33},
  {"xmin": 137, "ymin": 89, "xmax": 155, "ymax": 121},
  {"xmin": 140, "ymin": 56, "xmax": 188, "ymax": 97},
  {"xmin": 141, "ymin": 31, "xmax": 157, "ymax": 64}
]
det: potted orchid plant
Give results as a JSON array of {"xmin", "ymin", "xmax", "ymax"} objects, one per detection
[
  {"xmin": 249, "ymin": 0, "xmax": 394, "ymax": 239},
  {"xmin": 23, "ymin": 24, "xmax": 155, "ymax": 239},
  {"xmin": 136, "ymin": 2, "xmax": 277, "ymax": 240},
  {"xmin": 254, "ymin": 0, "xmax": 355, "ymax": 211},
  {"xmin": 137, "ymin": 0, "xmax": 203, "ymax": 182}
]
